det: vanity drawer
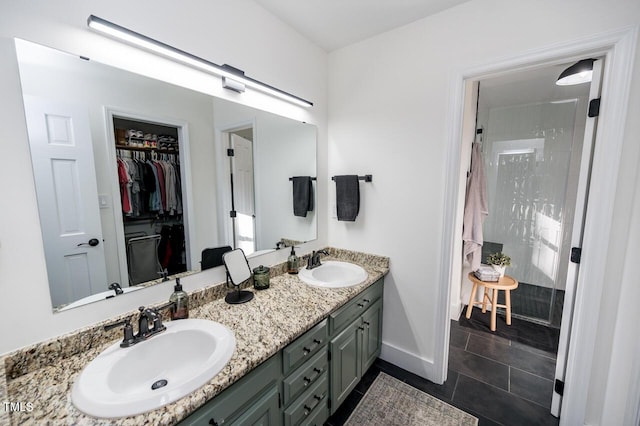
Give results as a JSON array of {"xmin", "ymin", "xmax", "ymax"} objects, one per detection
[
  {"xmin": 283, "ymin": 319, "xmax": 327, "ymax": 375},
  {"xmin": 283, "ymin": 346, "xmax": 328, "ymax": 406},
  {"xmin": 283, "ymin": 371, "xmax": 328, "ymax": 426},
  {"xmin": 329, "ymin": 278, "xmax": 383, "ymax": 335},
  {"xmin": 300, "ymin": 401, "xmax": 329, "ymax": 426}
]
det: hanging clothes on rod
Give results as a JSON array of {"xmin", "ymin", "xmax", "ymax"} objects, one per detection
[{"xmin": 116, "ymin": 149, "xmax": 182, "ymax": 218}]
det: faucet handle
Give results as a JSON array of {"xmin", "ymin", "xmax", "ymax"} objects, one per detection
[
  {"xmin": 104, "ymin": 316, "xmax": 136, "ymax": 347},
  {"xmin": 108, "ymin": 282, "xmax": 124, "ymax": 295},
  {"xmin": 103, "ymin": 316, "xmax": 131, "ymax": 331}
]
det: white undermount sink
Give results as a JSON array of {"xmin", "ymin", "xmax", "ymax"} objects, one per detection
[
  {"xmin": 298, "ymin": 260, "xmax": 368, "ymax": 288},
  {"xmin": 72, "ymin": 318, "xmax": 236, "ymax": 418}
]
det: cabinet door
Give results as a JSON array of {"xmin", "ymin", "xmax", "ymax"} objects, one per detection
[
  {"xmin": 361, "ymin": 299, "xmax": 383, "ymax": 372},
  {"xmin": 229, "ymin": 385, "xmax": 280, "ymax": 426},
  {"xmin": 178, "ymin": 354, "xmax": 281, "ymax": 426},
  {"xmin": 329, "ymin": 320, "xmax": 361, "ymax": 414}
]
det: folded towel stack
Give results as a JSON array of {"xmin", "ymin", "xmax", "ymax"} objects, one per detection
[{"xmin": 474, "ymin": 265, "xmax": 500, "ymax": 282}]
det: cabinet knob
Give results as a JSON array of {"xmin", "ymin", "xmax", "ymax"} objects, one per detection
[
  {"xmin": 358, "ymin": 326, "xmax": 365, "ymax": 331},
  {"xmin": 357, "ymin": 303, "xmax": 365, "ymax": 308},
  {"xmin": 363, "ymin": 321, "xmax": 370, "ymax": 327},
  {"xmin": 208, "ymin": 419, "xmax": 219, "ymax": 426}
]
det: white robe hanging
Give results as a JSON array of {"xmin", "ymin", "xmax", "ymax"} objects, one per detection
[{"xmin": 463, "ymin": 142, "xmax": 488, "ymax": 271}]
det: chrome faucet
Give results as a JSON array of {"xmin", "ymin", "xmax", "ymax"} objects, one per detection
[
  {"xmin": 307, "ymin": 249, "xmax": 329, "ymax": 270},
  {"xmin": 104, "ymin": 304, "xmax": 172, "ymax": 348}
]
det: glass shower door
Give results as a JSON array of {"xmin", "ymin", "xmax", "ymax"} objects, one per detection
[{"xmin": 481, "ymin": 100, "xmax": 584, "ymax": 325}]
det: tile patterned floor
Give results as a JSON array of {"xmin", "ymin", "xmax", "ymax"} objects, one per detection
[{"xmin": 325, "ymin": 319, "xmax": 560, "ymax": 426}]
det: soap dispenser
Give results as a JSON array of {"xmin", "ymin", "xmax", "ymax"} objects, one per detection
[
  {"xmin": 169, "ymin": 278, "xmax": 189, "ymax": 320},
  {"xmin": 287, "ymin": 246, "xmax": 299, "ymax": 274}
]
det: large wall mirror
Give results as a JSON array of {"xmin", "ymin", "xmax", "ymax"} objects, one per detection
[{"xmin": 15, "ymin": 39, "xmax": 317, "ymax": 312}]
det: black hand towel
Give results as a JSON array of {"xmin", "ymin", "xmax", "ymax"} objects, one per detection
[
  {"xmin": 334, "ymin": 175, "xmax": 360, "ymax": 221},
  {"xmin": 292, "ymin": 176, "xmax": 314, "ymax": 217}
]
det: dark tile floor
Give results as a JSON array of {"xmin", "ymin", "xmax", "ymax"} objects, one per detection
[
  {"xmin": 494, "ymin": 282, "xmax": 565, "ymax": 328},
  {"xmin": 459, "ymin": 304, "xmax": 561, "ymax": 354},
  {"xmin": 325, "ymin": 318, "xmax": 560, "ymax": 426}
]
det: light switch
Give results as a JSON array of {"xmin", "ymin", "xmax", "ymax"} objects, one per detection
[{"xmin": 98, "ymin": 194, "xmax": 111, "ymax": 209}]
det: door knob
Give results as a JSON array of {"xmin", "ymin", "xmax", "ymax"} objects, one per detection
[{"xmin": 78, "ymin": 238, "xmax": 100, "ymax": 247}]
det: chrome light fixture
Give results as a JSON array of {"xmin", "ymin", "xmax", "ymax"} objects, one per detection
[
  {"xmin": 87, "ymin": 15, "xmax": 313, "ymax": 107},
  {"xmin": 556, "ymin": 59, "xmax": 595, "ymax": 86}
]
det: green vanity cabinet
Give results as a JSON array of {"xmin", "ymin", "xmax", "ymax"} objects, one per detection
[
  {"xmin": 179, "ymin": 278, "xmax": 383, "ymax": 425},
  {"xmin": 328, "ymin": 279, "xmax": 383, "ymax": 414},
  {"xmin": 179, "ymin": 353, "xmax": 282, "ymax": 426}
]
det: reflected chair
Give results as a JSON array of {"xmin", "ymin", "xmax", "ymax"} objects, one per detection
[{"xmin": 201, "ymin": 246, "xmax": 233, "ymax": 271}]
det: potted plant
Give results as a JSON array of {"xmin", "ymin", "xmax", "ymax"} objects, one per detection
[{"xmin": 486, "ymin": 252, "xmax": 511, "ymax": 277}]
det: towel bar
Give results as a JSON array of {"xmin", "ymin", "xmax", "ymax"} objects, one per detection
[{"xmin": 331, "ymin": 175, "xmax": 372, "ymax": 182}]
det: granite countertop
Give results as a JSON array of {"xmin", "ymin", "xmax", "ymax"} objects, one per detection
[{"xmin": 2, "ymin": 248, "xmax": 389, "ymax": 425}]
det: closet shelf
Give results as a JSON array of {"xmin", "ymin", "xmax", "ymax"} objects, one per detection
[{"xmin": 116, "ymin": 145, "xmax": 178, "ymax": 155}]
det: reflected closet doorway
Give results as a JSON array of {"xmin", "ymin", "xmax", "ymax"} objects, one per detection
[{"xmin": 106, "ymin": 109, "xmax": 194, "ymax": 288}]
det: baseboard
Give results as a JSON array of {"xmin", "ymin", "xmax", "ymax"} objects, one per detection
[
  {"xmin": 450, "ymin": 300, "xmax": 463, "ymax": 320},
  {"xmin": 380, "ymin": 341, "xmax": 438, "ymax": 383}
]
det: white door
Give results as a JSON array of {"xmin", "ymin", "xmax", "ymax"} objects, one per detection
[
  {"xmin": 230, "ymin": 133, "xmax": 256, "ymax": 255},
  {"xmin": 551, "ymin": 59, "xmax": 603, "ymax": 416},
  {"xmin": 24, "ymin": 95, "xmax": 107, "ymax": 307}
]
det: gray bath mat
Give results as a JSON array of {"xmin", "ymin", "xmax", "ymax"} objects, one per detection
[{"xmin": 345, "ymin": 372, "xmax": 478, "ymax": 426}]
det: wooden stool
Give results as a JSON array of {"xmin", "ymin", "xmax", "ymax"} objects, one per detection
[{"xmin": 465, "ymin": 272, "xmax": 519, "ymax": 331}]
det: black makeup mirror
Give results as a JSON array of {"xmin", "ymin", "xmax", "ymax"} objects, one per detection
[{"xmin": 222, "ymin": 249, "xmax": 254, "ymax": 304}]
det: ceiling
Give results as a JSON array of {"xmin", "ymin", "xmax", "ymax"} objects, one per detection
[
  {"xmin": 252, "ymin": 0, "xmax": 592, "ymax": 105},
  {"xmin": 480, "ymin": 63, "xmax": 592, "ymax": 109},
  {"xmin": 254, "ymin": 0, "xmax": 473, "ymax": 51}
]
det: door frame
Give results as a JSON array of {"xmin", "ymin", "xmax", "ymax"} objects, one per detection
[
  {"xmin": 214, "ymin": 119, "xmax": 258, "ymax": 250},
  {"xmin": 435, "ymin": 26, "xmax": 638, "ymax": 425},
  {"xmin": 104, "ymin": 107, "xmax": 196, "ymax": 283}
]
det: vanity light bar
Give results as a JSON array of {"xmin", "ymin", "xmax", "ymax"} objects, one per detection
[{"xmin": 87, "ymin": 15, "xmax": 313, "ymax": 108}]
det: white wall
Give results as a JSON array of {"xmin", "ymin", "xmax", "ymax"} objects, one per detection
[
  {"xmin": 328, "ymin": 0, "xmax": 640, "ymax": 423},
  {"xmin": 0, "ymin": 0, "xmax": 328, "ymax": 355}
]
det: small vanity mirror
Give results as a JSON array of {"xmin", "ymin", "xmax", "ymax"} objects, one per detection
[{"xmin": 222, "ymin": 249, "xmax": 254, "ymax": 304}]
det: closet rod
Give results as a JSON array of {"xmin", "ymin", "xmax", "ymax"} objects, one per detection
[{"xmin": 331, "ymin": 175, "xmax": 373, "ymax": 182}]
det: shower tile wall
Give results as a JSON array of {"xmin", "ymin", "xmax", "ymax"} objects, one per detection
[{"xmin": 481, "ymin": 100, "xmax": 585, "ymax": 323}]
